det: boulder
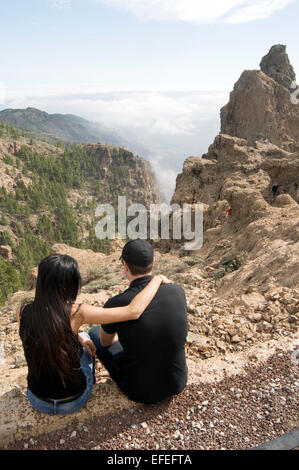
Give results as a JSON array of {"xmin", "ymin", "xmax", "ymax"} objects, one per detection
[{"xmin": 240, "ymin": 293, "xmax": 267, "ymax": 311}]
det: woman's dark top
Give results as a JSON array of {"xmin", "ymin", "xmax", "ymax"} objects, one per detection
[{"xmin": 19, "ymin": 303, "xmax": 86, "ymax": 399}]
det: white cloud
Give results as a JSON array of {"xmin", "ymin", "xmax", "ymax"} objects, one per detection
[
  {"xmin": 96, "ymin": 0, "xmax": 294, "ymax": 23},
  {"xmin": 151, "ymin": 160, "xmax": 178, "ymax": 202},
  {"xmin": 3, "ymin": 85, "xmax": 226, "ymax": 137},
  {"xmin": 47, "ymin": 0, "xmax": 294, "ymax": 22},
  {"xmin": 1, "ymin": 83, "xmax": 225, "ymax": 201},
  {"xmin": 223, "ymin": 0, "xmax": 295, "ymax": 23}
]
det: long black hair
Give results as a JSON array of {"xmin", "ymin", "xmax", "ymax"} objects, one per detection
[{"xmin": 22, "ymin": 254, "xmax": 83, "ymax": 385}]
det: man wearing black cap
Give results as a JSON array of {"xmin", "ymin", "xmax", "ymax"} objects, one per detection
[{"xmin": 89, "ymin": 239, "xmax": 188, "ymax": 404}]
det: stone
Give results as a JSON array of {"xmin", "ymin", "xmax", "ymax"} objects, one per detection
[
  {"xmin": 173, "ymin": 430, "xmax": 183, "ymax": 440},
  {"xmin": 231, "ymin": 335, "xmax": 241, "ymax": 343},
  {"xmin": 240, "ymin": 293, "xmax": 267, "ymax": 311},
  {"xmin": 248, "ymin": 313, "xmax": 262, "ymax": 322},
  {"xmin": 260, "ymin": 44, "xmax": 296, "ymax": 90},
  {"xmin": 197, "ymin": 336, "xmax": 209, "ymax": 352}
]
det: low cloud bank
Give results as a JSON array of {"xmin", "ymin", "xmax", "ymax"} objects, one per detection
[{"xmin": 1, "ymin": 85, "xmax": 227, "ymax": 201}]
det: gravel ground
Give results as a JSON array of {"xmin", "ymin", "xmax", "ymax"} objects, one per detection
[{"xmin": 6, "ymin": 349, "xmax": 298, "ymax": 451}]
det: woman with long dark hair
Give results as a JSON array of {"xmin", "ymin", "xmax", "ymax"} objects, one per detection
[{"xmin": 17, "ymin": 253, "xmax": 171, "ymax": 415}]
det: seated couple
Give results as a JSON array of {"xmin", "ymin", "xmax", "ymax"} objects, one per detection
[{"xmin": 17, "ymin": 239, "xmax": 188, "ymax": 415}]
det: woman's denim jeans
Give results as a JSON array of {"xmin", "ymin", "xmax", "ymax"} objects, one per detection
[{"xmin": 27, "ymin": 332, "xmax": 94, "ymax": 415}]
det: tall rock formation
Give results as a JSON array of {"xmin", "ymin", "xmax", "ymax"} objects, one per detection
[
  {"xmin": 260, "ymin": 44, "xmax": 296, "ymax": 90},
  {"xmin": 221, "ymin": 45, "xmax": 299, "ymax": 151},
  {"xmin": 171, "ymin": 45, "xmax": 299, "ymax": 297}
]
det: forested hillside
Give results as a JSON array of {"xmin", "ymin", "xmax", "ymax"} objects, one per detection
[{"xmin": 0, "ymin": 122, "xmax": 159, "ymax": 303}]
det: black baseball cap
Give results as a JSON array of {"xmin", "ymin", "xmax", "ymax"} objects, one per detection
[{"xmin": 121, "ymin": 239, "xmax": 154, "ymax": 267}]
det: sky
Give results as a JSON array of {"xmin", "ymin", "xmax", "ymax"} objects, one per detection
[{"xmin": 0, "ymin": 0, "xmax": 298, "ymax": 200}]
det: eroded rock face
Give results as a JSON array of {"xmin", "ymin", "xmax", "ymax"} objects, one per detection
[
  {"xmin": 260, "ymin": 44, "xmax": 296, "ymax": 90},
  {"xmin": 83, "ymin": 143, "xmax": 161, "ymax": 207},
  {"xmin": 171, "ymin": 45, "xmax": 299, "ymax": 296}
]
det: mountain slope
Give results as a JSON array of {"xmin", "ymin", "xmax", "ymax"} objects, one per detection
[{"xmin": 0, "ymin": 107, "xmax": 124, "ymax": 146}]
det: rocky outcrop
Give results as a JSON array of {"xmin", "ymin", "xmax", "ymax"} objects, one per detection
[
  {"xmin": 172, "ymin": 45, "xmax": 299, "ymax": 297},
  {"xmin": 260, "ymin": 44, "xmax": 296, "ymax": 90},
  {"xmin": 221, "ymin": 45, "xmax": 299, "ymax": 151}
]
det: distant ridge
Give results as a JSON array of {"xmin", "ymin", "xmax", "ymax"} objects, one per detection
[{"xmin": 0, "ymin": 107, "xmax": 125, "ymax": 146}]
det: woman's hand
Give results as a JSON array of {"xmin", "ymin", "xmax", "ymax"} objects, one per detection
[{"xmin": 156, "ymin": 274, "xmax": 173, "ymax": 284}]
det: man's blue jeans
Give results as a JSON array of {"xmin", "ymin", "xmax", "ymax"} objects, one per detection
[
  {"xmin": 89, "ymin": 326, "xmax": 128, "ymax": 396},
  {"xmin": 27, "ymin": 332, "xmax": 94, "ymax": 415}
]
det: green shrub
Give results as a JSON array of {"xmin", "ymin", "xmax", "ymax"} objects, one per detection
[{"xmin": 0, "ymin": 255, "xmax": 22, "ymax": 305}]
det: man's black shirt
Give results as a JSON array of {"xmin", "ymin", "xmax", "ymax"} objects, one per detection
[{"xmin": 102, "ymin": 275, "xmax": 188, "ymax": 404}]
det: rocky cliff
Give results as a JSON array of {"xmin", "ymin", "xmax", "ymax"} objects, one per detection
[{"xmin": 172, "ymin": 45, "xmax": 299, "ymax": 297}]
